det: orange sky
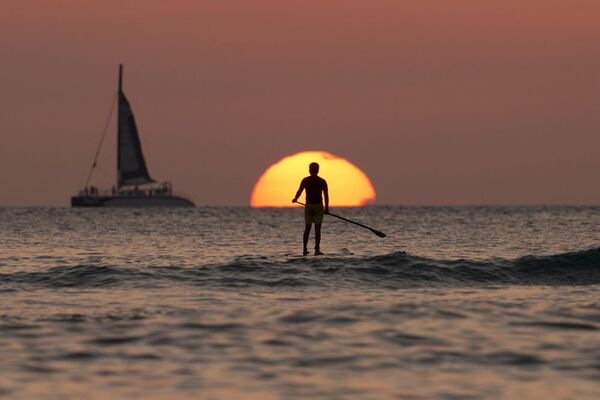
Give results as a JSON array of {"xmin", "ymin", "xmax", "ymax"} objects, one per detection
[{"xmin": 1, "ymin": 1, "xmax": 599, "ymax": 206}]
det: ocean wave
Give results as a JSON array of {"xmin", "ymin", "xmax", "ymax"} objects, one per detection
[{"xmin": 1, "ymin": 248, "xmax": 599, "ymax": 289}]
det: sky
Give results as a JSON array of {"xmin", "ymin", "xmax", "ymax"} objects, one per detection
[{"xmin": 1, "ymin": 0, "xmax": 599, "ymax": 206}]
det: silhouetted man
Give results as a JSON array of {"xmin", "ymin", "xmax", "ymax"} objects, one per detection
[{"xmin": 292, "ymin": 162, "xmax": 329, "ymax": 255}]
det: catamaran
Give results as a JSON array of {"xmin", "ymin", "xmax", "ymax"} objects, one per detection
[{"xmin": 71, "ymin": 65, "xmax": 195, "ymax": 207}]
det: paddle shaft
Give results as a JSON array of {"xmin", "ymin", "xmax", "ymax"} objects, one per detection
[{"xmin": 295, "ymin": 202, "xmax": 386, "ymax": 238}]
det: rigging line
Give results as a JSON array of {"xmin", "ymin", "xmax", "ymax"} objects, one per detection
[{"xmin": 83, "ymin": 93, "xmax": 118, "ymax": 188}]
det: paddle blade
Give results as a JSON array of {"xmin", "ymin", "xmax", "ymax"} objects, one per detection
[{"xmin": 371, "ymin": 229, "xmax": 387, "ymax": 238}]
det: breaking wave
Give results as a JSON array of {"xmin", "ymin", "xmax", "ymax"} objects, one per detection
[{"xmin": 1, "ymin": 247, "xmax": 599, "ymax": 289}]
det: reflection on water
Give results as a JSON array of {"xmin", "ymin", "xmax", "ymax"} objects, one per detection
[{"xmin": 0, "ymin": 207, "xmax": 599, "ymax": 399}]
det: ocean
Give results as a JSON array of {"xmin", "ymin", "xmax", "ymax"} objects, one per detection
[{"xmin": 1, "ymin": 206, "xmax": 599, "ymax": 399}]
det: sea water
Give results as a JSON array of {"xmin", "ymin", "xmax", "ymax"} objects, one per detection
[{"xmin": 1, "ymin": 206, "xmax": 599, "ymax": 399}]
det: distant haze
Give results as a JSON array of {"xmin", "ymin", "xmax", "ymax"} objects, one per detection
[{"xmin": 1, "ymin": 1, "xmax": 599, "ymax": 206}]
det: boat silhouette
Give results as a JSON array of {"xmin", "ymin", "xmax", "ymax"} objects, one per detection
[{"xmin": 71, "ymin": 65, "xmax": 195, "ymax": 207}]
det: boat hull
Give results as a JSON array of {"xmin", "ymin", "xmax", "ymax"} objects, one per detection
[{"xmin": 71, "ymin": 195, "xmax": 195, "ymax": 207}]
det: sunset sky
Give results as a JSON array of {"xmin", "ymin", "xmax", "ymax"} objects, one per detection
[{"xmin": 1, "ymin": 1, "xmax": 599, "ymax": 206}]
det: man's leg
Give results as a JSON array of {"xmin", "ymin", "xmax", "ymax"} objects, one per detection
[
  {"xmin": 314, "ymin": 223, "xmax": 323, "ymax": 255},
  {"xmin": 303, "ymin": 224, "xmax": 311, "ymax": 255}
]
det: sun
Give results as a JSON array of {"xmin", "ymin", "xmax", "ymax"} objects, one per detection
[{"xmin": 250, "ymin": 151, "xmax": 376, "ymax": 207}]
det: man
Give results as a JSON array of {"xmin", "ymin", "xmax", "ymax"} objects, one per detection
[{"xmin": 292, "ymin": 162, "xmax": 329, "ymax": 255}]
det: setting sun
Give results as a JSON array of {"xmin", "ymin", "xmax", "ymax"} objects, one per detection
[{"xmin": 250, "ymin": 151, "xmax": 376, "ymax": 207}]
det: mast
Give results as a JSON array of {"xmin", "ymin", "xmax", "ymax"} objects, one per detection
[
  {"xmin": 117, "ymin": 64, "xmax": 123, "ymax": 189},
  {"xmin": 118, "ymin": 64, "xmax": 123, "ymax": 93}
]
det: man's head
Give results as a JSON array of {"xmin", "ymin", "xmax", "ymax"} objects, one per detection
[{"xmin": 309, "ymin": 162, "xmax": 319, "ymax": 176}]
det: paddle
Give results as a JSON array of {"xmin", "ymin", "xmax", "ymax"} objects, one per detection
[{"xmin": 295, "ymin": 201, "xmax": 387, "ymax": 238}]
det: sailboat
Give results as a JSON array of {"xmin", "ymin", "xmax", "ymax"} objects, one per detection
[{"xmin": 71, "ymin": 65, "xmax": 195, "ymax": 207}]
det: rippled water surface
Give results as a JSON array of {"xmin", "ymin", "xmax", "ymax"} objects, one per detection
[{"xmin": 1, "ymin": 207, "xmax": 599, "ymax": 399}]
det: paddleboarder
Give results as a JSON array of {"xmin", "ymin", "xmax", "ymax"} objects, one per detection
[{"xmin": 292, "ymin": 162, "xmax": 329, "ymax": 255}]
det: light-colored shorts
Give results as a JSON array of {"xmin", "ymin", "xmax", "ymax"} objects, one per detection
[{"xmin": 305, "ymin": 204, "xmax": 324, "ymax": 225}]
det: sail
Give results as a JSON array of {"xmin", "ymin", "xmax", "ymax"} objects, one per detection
[{"xmin": 117, "ymin": 90, "xmax": 154, "ymax": 187}]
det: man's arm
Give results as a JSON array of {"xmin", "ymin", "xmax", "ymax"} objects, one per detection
[
  {"xmin": 323, "ymin": 181, "xmax": 329, "ymax": 213},
  {"xmin": 292, "ymin": 179, "xmax": 305, "ymax": 203}
]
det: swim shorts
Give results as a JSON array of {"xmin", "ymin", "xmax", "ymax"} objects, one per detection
[{"xmin": 305, "ymin": 204, "xmax": 324, "ymax": 224}]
